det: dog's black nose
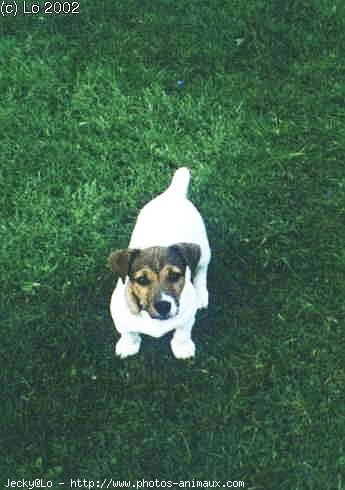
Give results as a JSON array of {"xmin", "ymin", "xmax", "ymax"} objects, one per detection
[{"xmin": 154, "ymin": 300, "xmax": 171, "ymax": 317}]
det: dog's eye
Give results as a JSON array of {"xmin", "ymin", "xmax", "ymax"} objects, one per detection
[
  {"xmin": 168, "ymin": 271, "xmax": 182, "ymax": 283},
  {"xmin": 135, "ymin": 276, "xmax": 151, "ymax": 286}
]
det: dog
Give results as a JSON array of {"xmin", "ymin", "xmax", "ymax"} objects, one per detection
[{"xmin": 108, "ymin": 167, "xmax": 211, "ymax": 359}]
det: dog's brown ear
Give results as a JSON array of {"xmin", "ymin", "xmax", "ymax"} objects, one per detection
[
  {"xmin": 170, "ymin": 243, "xmax": 201, "ymax": 276},
  {"xmin": 107, "ymin": 249, "xmax": 140, "ymax": 283}
]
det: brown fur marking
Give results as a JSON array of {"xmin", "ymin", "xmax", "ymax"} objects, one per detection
[
  {"xmin": 126, "ymin": 246, "xmax": 187, "ymax": 318},
  {"xmin": 107, "ymin": 248, "xmax": 140, "ymax": 283},
  {"xmin": 108, "ymin": 244, "xmax": 200, "ymax": 318}
]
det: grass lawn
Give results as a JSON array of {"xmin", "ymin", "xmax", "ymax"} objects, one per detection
[{"xmin": 1, "ymin": 1, "xmax": 345, "ymax": 488}]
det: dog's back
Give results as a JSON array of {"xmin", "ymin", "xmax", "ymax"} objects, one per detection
[{"xmin": 129, "ymin": 168, "xmax": 210, "ymax": 266}]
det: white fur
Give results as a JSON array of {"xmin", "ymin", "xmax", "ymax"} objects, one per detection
[
  {"xmin": 160, "ymin": 292, "xmax": 178, "ymax": 318},
  {"xmin": 110, "ymin": 167, "xmax": 211, "ymax": 359}
]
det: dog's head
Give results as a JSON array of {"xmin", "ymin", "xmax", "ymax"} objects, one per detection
[{"xmin": 108, "ymin": 243, "xmax": 201, "ymax": 319}]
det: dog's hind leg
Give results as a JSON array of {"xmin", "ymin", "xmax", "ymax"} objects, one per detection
[{"xmin": 193, "ymin": 264, "xmax": 209, "ymax": 309}]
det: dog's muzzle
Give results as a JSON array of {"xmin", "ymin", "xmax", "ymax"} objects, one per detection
[
  {"xmin": 154, "ymin": 300, "xmax": 172, "ymax": 318},
  {"xmin": 151, "ymin": 294, "xmax": 178, "ymax": 320}
]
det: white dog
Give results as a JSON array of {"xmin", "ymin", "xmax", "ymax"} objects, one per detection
[{"xmin": 108, "ymin": 167, "xmax": 211, "ymax": 359}]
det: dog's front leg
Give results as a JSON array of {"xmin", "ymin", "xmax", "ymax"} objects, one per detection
[
  {"xmin": 115, "ymin": 332, "xmax": 142, "ymax": 358},
  {"xmin": 170, "ymin": 318, "xmax": 196, "ymax": 359}
]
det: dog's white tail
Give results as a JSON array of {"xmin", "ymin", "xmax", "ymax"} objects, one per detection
[{"xmin": 167, "ymin": 167, "xmax": 190, "ymax": 197}]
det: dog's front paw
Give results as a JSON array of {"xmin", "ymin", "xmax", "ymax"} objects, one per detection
[
  {"xmin": 115, "ymin": 335, "xmax": 141, "ymax": 359},
  {"xmin": 171, "ymin": 338, "xmax": 196, "ymax": 359}
]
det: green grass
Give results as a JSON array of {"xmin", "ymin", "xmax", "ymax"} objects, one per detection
[{"xmin": 1, "ymin": 1, "xmax": 345, "ymax": 488}]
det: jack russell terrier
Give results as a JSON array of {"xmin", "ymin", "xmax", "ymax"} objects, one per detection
[{"xmin": 108, "ymin": 167, "xmax": 211, "ymax": 359}]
